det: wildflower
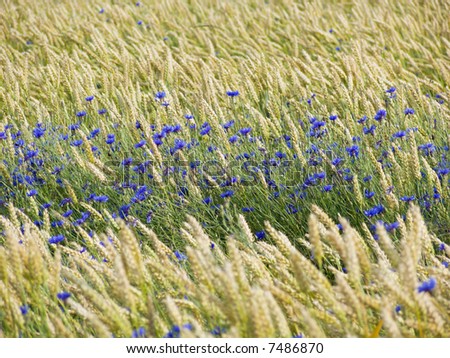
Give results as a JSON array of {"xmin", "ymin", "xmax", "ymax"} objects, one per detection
[
  {"xmin": 132, "ymin": 327, "xmax": 146, "ymax": 338},
  {"xmin": 386, "ymin": 87, "xmax": 396, "ymax": 94},
  {"xmin": 332, "ymin": 157, "xmax": 344, "ymax": 166},
  {"xmin": 364, "ymin": 189, "xmax": 375, "ymax": 199},
  {"xmin": 329, "ymin": 114, "xmax": 338, "ymax": 121},
  {"xmin": 323, "ymin": 184, "xmax": 333, "ymax": 192},
  {"xmin": 89, "ymin": 128, "xmax": 100, "ymax": 138},
  {"xmin": 0, "ymin": 132, "xmax": 6, "ymax": 140},
  {"xmin": 85, "ymin": 95, "xmax": 94, "ymax": 102},
  {"xmin": 363, "ymin": 175, "xmax": 372, "ymax": 182},
  {"xmin": 200, "ymin": 125, "xmax": 211, "ymax": 136},
  {"xmin": 76, "ymin": 111, "xmax": 86, "ymax": 117},
  {"xmin": 255, "ymin": 231, "xmax": 266, "ymax": 240},
  {"xmin": 20, "ymin": 305, "xmax": 30, "ymax": 315},
  {"xmin": 32, "ymin": 124, "xmax": 46, "ymax": 138},
  {"xmin": 62, "ymin": 209, "xmax": 73, "ymax": 217},
  {"xmin": 385, "ymin": 221, "xmax": 399, "ymax": 232},
  {"xmin": 418, "ymin": 143, "xmax": 435, "ymax": 156},
  {"xmin": 417, "ymin": 277, "xmax": 436, "ymax": 293},
  {"xmin": 404, "ymin": 108, "xmax": 415, "ymax": 115},
  {"xmin": 346, "ymin": 145, "xmax": 359, "ymax": 158},
  {"xmin": 71, "ymin": 139, "xmax": 83, "ymax": 147},
  {"xmin": 363, "ymin": 125, "xmax": 376, "ymax": 135},
  {"xmin": 220, "ymin": 190, "xmax": 234, "ymax": 198},
  {"xmin": 121, "ymin": 158, "xmax": 133, "ymax": 166},
  {"xmin": 137, "ymin": 20, "xmax": 143, "ymax": 25},
  {"xmin": 68, "ymin": 122, "xmax": 80, "ymax": 131},
  {"xmin": 155, "ymin": 91, "xmax": 166, "ymax": 100},
  {"xmin": 239, "ymin": 127, "xmax": 252, "ymax": 136},
  {"xmin": 357, "ymin": 116, "xmax": 368, "ymax": 124},
  {"xmin": 400, "ymin": 195, "xmax": 415, "ymax": 202},
  {"xmin": 98, "ymin": 108, "xmax": 107, "ymax": 115},
  {"xmin": 57, "ymin": 292, "xmax": 71, "ymax": 301},
  {"xmin": 202, "ymin": 197, "xmax": 212, "ymax": 205},
  {"xmin": 106, "ymin": 134, "xmax": 115, "ymax": 144},
  {"xmin": 229, "ymin": 135, "xmax": 238, "ymax": 144},
  {"xmin": 174, "ymin": 251, "xmax": 187, "ymax": 261},
  {"xmin": 93, "ymin": 195, "xmax": 109, "ymax": 203},
  {"xmin": 48, "ymin": 234, "xmax": 64, "ymax": 244},
  {"xmin": 27, "ymin": 189, "xmax": 37, "ymax": 197},
  {"xmin": 99, "ymin": 8, "xmax": 104, "ymax": 14},
  {"xmin": 374, "ymin": 109, "xmax": 386, "ymax": 121},
  {"xmin": 364, "ymin": 204, "xmax": 384, "ymax": 217},
  {"xmin": 134, "ymin": 139, "xmax": 146, "ymax": 148},
  {"xmin": 242, "ymin": 207, "xmax": 254, "ymax": 212},
  {"xmin": 392, "ymin": 130, "xmax": 406, "ymax": 139},
  {"xmin": 226, "ymin": 90, "xmax": 239, "ymax": 97},
  {"xmin": 222, "ymin": 120, "xmax": 235, "ymax": 130}
]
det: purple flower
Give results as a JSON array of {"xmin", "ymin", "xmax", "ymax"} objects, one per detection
[
  {"xmin": 49, "ymin": 234, "xmax": 64, "ymax": 244},
  {"xmin": 85, "ymin": 96, "xmax": 94, "ymax": 102},
  {"xmin": 329, "ymin": 114, "xmax": 338, "ymax": 121},
  {"xmin": 71, "ymin": 139, "xmax": 83, "ymax": 147},
  {"xmin": 98, "ymin": 108, "xmax": 107, "ymax": 115},
  {"xmin": 76, "ymin": 111, "xmax": 86, "ymax": 117},
  {"xmin": 106, "ymin": 134, "xmax": 115, "ymax": 144},
  {"xmin": 404, "ymin": 108, "xmax": 415, "ymax": 115},
  {"xmin": 386, "ymin": 87, "xmax": 396, "ymax": 94},
  {"xmin": 364, "ymin": 204, "xmax": 384, "ymax": 217},
  {"xmin": 93, "ymin": 195, "xmax": 109, "ymax": 203},
  {"xmin": 155, "ymin": 91, "xmax": 166, "ymax": 100},
  {"xmin": 323, "ymin": 184, "xmax": 333, "ymax": 192},
  {"xmin": 229, "ymin": 135, "xmax": 238, "ymax": 144},
  {"xmin": 239, "ymin": 127, "xmax": 252, "ymax": 136}
]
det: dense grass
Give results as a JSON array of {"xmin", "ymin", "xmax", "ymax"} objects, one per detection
[{"xmin": 0, "ymin": 0, "xmax": 449, "ymax": 337}]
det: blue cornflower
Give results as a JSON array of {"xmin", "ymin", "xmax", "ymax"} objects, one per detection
[
  {"xmin": 418, "ymin": 143, "xmax": 435, "ymax": 156},
  {"xmin": 137, "ymin": 20, "xmax": 143, "ymax": 25},
  {"xmin": 346, "ymin": 145, "xmax": 359, "ymax": 158},
  {"xmin": 98, "ymin": 108, "xmax": 107, "ymax": 115},
  {"xmin": 364, "ymin": 204, "xmax": 384, "ymax": 217},
  {"xmin": 106, "ymin": 134, "xmax": 115, "ymax": 144},
  {"xmin": 76, "ymin": 111, "xmax": 86, "ymax": 117},
  {"xmin": 68, "ymin": 122, "xmax": 80, "ymax": 131},
  {"xmin": 400, "ymin": 195, "xmax": 415, "ymax": 202},
  {"xmin": 89, "ymin": 128, "xmax": 100, "ymax": 138},
  {"xmin": 174, "ymin": 251, "xmax": 187, "ymax": 261},
  {"xmin": 331, "ymin": 157, "xmax": 344, "ymax": 166},
  {"xmin": 134, "ymin": 139, "xmax": 146, "ymax": 148},
  {"xmin": 363, "ymin": 175, "xmax": 372, "ymax": 182},
  {"xmin": 0, "ymin": 132, "xmax": 6, "ymax": 140},
  {"xmin": 357, "ymin": 116, "xmax": 368, "ymax": 124},
  {"xmin": 363, "ymin": 125, "xmax": 376, "ymax": 135},
  {"xmin": 364, "ymin": 189, "xmax": 375, "ymax": 199},
  {"xmin": 229, "ymin": 135, "xmax": 239, "ymax": 144},
  {"xmin": 392, "ymin": 131, "xmax": 406, "ymax": 139},
  {"xmin": 200, "ymin": 125, "xmax": 211, "ymax": 136},
  {"xmin": 27, "ymin": 189, "xmax": 37, "ymax": 197},
  {"xmin": 93, "ymin": 195, "xmax": 109, "ymax": 203},
  {"xmin": 329, "ymin": 114, "xmax": 338, "ymax": 121},
  {"xmin": 374, "ymin": 109, "xmax": 386, "ymax": 121},
  {"xmin": 386, "ymin": 87, "xmax": 396, "ymax": 94},
  {"xmin": 85, "ymin": 95, "xmax": 94, "ymax": 102},
  {"xmin": 438, "ymin": 243, "xmax": 445, "ymax": 251},
  {"xmin": 48, "ymin": 234, "xmax": 64, "ymax": 244},
  {"xmin": 222, "ymin": 120, "xmax": 235, "ymax": 130},
  {"xmin": 202, "ymin": 197, "xmax": 212, "ymax": 205},
  {"xmin": 131, "ymin": 327, "xmax": 146, "ymax": 338},
  {"xmin": 62, "ymin": 209, "xmax": 73, "ymax": 218},
  {"xmin": 226, "ymin": 90, "xmax": 239, "ymax": 97},
  {"xmin": 71, "ymin": 139, "xmax": 83, "ymax": 147},
  {"xmin": 173, "ymin": 138, "xmax": 186, "ymax": 152},
  {"xmin": 57, "ymin": 292, "xmax": 71, "ymax": 301},
  {"xmin": 255, "ymin": 231, "xmax": 266, "ymax": 240},
  {"xmin": 323, "ymin": 184, "xmax": 333, "ymax": 192},
  {"xmin": 155, "ymin": 91, "xmax": 166, "ymax": 100},
  {"xmin": 417, "ymin": 278, "xmax": 436, "ymax": 293},
  {"xmin": 404, "ymin": 108, "xmax": 415, "ymax": 115},
  {"xmin": 32, "ymin": 124, "xmax": 46, "ymax": 138},
  {"xmin": 20, "ymin": 305, "xmax": 30, "ymax": 315},
  {"xmin": 121, "ymin": 158, "xmax": 133, "ymax": 166},
  {"xmin": 239, "ymin": 127, "xmax": 252, "ymax": 136},
  {"xmin": 385, "ymin": 222, "xmax": 399, "ymax": 232},
  {"xmin": 220, "ymin": 190, "xmax": 234, "ymax": 198},
  {"xmin": 242, "ymin": 207, "xmax": 254, "ymax": 212}
]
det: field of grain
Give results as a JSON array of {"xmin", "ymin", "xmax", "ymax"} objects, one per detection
[{"xmin": 0, "ymin": 0, "xmax": 449, "ymax": 337}]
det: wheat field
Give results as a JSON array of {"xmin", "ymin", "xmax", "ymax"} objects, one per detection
[{"xmin": 0, "ymin": 0, "xmax": 449, "ymax": 337}]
